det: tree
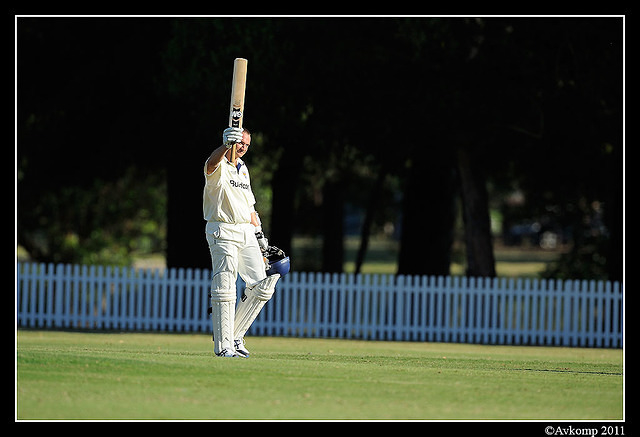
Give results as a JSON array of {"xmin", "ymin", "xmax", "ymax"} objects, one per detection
[
  {"xmin": 18, "ymin": 17, "xmax": 622, "ymax": 282},
  {"xmin": 17, "ymin": 17, "xmax": 171, "ymax": 265}
]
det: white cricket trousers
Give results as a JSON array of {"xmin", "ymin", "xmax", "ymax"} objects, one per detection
[{"xmin": 205, "ymin": 221, "xmax": 266, "ymax": 355}]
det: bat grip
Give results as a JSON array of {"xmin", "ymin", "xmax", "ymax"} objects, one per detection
[{"xmin": 230, "ymin": 143, "xmax": 237, "ymax": 163}]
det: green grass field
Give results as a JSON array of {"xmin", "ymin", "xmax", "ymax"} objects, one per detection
[{"xmin": 16, "ymin": 330, "xmax": 623, "ymax": 421}]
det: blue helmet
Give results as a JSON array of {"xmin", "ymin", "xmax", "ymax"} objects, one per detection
[
  {"xmin": 267, "ymin": 256, "xmax": 290, "ymax": 277},
  {"xmin": 264, "ymin": 246, "xmax": 290, "ymax": 277}
]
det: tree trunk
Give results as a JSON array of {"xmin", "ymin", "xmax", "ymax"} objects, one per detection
[
  {"xmin": 165, "ymin": 114, "xmax": 211, "ymax": 270},
  {"xmin": 321, "ymin": 178, "xmax": 344, "ymax": 273},
  {"xmin": 457, "ymin": 147, "xmax": 496, "ymax": 278},
  {"xmin": 354, "ymin": 169, "xmax": 386, "ymax": 274},
  {"xmin": 397, "ymin": 150, "xmax": 457, "ymax": 276},
  {"xmin": 270, "ymin": 141, "xmax": 304, "ymax": 256}
]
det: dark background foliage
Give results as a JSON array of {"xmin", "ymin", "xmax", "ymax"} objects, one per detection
[{"xmin": 16, "ymin": 16, "xmax": 623, "ymax": 281}]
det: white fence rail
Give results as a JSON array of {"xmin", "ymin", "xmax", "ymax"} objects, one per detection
[{"xmin": 16, "ymin": 263, "xmax": 623, "ymax": 348}]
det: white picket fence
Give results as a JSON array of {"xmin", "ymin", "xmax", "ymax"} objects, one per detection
[{"xmin": 16, "ymin": 262, "xmax": 623, "ymax": 348}]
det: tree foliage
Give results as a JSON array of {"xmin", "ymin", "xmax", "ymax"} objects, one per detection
[{"xmin": 17, "ymin": 17, "xmax": 623, "ymax": 280}]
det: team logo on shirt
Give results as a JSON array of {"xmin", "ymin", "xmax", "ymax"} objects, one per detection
[{"xmin": 230, "ymin": 180, "xmax": 250, "ymax": 190}]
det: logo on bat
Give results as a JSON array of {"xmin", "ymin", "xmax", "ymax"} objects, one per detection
[{"xmin": 231, "ymin": 108, "xmax": 243, "ymax": 127}]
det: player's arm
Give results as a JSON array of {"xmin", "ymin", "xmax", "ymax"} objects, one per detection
[
  {"xmin": 250, "ymin": 211, "xmax": 260, "ymax": 227},
  {"xmin": 205, "ymin": 145, "xmax": 229, "ymax": 175},
  {"xmin": 205, "ymin": 127, "xmax": 243, "ymax": 175}
]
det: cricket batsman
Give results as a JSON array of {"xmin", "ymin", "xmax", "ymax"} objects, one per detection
[{"xmin": 203, "ymin": 127, "xmax": 290, "ymax": 357}]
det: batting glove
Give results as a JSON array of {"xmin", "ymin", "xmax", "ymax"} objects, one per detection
[
  {"xmin": 223, "ymin": 127, "xmax": 244, "ymax": 148},
  {"xmin": 255, "ymin": 231, "xmax": 269, "ymax": 252}
]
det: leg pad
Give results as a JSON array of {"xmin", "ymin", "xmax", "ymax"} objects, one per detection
[{"xmin": 234, "ymin": 274, "xmax": 280, "ymax": 339}]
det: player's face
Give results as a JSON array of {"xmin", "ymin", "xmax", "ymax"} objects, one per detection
[{"xmin": 236, "ymin": 131, "xmax": 251, "ymax": 158}]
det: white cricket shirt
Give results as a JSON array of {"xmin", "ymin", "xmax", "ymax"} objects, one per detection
[{"xmin": 203, "ymin": 156, "xmax": 256, "ymax": 226}]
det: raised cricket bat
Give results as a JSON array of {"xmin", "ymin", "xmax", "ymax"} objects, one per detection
[{"xmin": 229, "ymin": 58, "xmax": 248, "ymax": 162}]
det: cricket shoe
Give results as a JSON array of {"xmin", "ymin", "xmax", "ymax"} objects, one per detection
[
  {"xmin": 216, "ymin": 349, "xmax": 238, "ymax": 358},
  {"xmin": 234, "ymin": 338, "xmax": 250, "ymax": 358}
]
